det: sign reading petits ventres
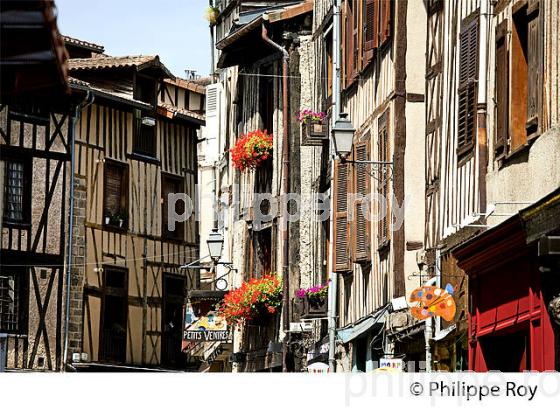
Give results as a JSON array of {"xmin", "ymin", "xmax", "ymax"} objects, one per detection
[{"xmin": 183, "ymin": 329, "xmax": 231, "ymax": 341}]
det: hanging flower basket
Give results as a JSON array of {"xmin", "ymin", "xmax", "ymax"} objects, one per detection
[
  {"xmin": 218, "ymin": 274, "xmax": 282, "ymax": 326},
  {"xmin": 296, "ymin": 282, "xmax": 329, "ymax": 319},
  {"xmin": 229, "ymin": 129, "xmax": 273, "ymax": 172},
  {"xmin": 298, "ymin": 110, "xmax": 328, "ymax": 144}
]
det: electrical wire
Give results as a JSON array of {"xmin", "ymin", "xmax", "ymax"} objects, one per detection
[{"xmin": 1, "ymin": 248, "xmax": 202, "ymax": 269}]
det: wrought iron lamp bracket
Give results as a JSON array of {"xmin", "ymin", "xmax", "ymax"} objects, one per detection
[{"xmin": 343, "ymin": 160, "xmax": 394, "ymax": 182}]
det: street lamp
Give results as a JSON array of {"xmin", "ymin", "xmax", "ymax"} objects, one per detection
[
  {"xmin": 331, "ymin": 112, "xmax": 355, "ymax": 161},
  {"xmin": 331, "ymin": 112, "xmax": 394, "ymax": 180},
  {"xmin": 207, "ymin": 228, "xmax": 224, "ymax": 262}
]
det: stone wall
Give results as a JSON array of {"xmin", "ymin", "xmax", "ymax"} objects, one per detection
[{"xmin": 66, "ymin": 175, "xmax": 87, "ymax": 359}]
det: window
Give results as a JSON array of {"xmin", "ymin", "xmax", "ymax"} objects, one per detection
[
  {"xmin": 333, "ymin": 161, "xmax": 350, "ymax": 272},
  {"xmin": 457, "ymin": 14, "xmax": 479, "ymax": 158},
  {"xmin": 3, "ymin": 158, "xmax": 31, "ymax": 225},
  {"xmin": 495, "ymin": 20, "xmax": 509, "ymax": 158},
  {"xmin": 343, "ymin": 0, "xmax": 391, "ymax": 89},
  {"xmin": 133, "ymin": 108, "xmax": 156, "ymax": 157},
  {"xmin": 353, "ymin": 137, "xmax": 371, "ymax": 262},
  {"xmin": 133, "ymin": 74, "xmax": 157, "ymax": 157},
  {"xmin": 162, "ymin": 173, "xmax": 185, "ymax": 240},
  {"xmin": 103, "ymin": 161, "xmax": 128, "ymax": 230},
  {"xmin": 259, "ymin": 64, "xmax": 274, "ymax": 133},
  {"xmin": 494, "ymin": 2, "xmax": 543, "ymax": 159},
  {"xmin": 378, "ymin": 113, "xmax": 390, "ymax": 246},
  {"xmin": 324, "ymin": 29, "xmax": 334, "ymax": 101},
  {"xmin": 0, "ymin": 270, "xmax": 27, "ymax": 334}
]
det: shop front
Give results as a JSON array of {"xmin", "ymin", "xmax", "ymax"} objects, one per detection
[{"xmin": 454, "ymin": 190, "xmax": 560, "ymax": 371}]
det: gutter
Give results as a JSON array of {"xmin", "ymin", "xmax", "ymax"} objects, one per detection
[
  {"xmin": 261, "ymin": 19, "xmax": 290, "ymax": 372},
  {"xmin": 63, "ymin": 90, "xmax": 94, "ymax": 371}
]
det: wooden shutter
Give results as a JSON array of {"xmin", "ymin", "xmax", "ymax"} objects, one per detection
[
  {"xmin": 104, "ymin": 162, "xmax": 125, "ymax": 216},
  {"xmin": 378, "ymin": 114, "xmax": 389, "ymax": 245},
  {"xmin": 526, "ymin": 0, "xmax": 542, "ymax": 138},
  {"xmin": 334, "ymin": 162, "xmax": 351, "ymax": 272},
  {"xmin": 352, "ymin": 0, "xmax": 360, "ymax": 74},
  {"xmin": 353, "ymin": 140, "xmax": 371, "ymax": 261},
  {"xmin": 162, "ymin": 174, "xmax": 184, "ymax": 240},
  {"xmin": 457, "ymin": 15, "xmax": 478, "ymax": 157},
  {"xmin": 495, "ymin": 20, "xmax": 509, "ymax": 158},
  {"xmin": 364, "ymin": 0, "xmax": 377, "ymax": 62},
  {"xmin": 378, "ymin": 0, "xmax": 391, "ymax": 46},
  {"xmin": 344, "ymin": 0, "xmax": 355, "ymax": 86}
]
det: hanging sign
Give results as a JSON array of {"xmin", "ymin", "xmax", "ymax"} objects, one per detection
[
  {"xmin": 408, "ymin": 283, "xmax": 456, "ymax": 321},
  {"xmin": 183, "ymin": 310, "xmax": 231, "ymax": 342}
]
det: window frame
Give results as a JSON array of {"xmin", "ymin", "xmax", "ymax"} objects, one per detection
[
  {"xmin": 0, "ymin": 268, "xmax": 28, "ymax": 335},
  {"xmin": 456, "ymin": 12, "xmax": 479, "ymax": 161},
  {"xmin": 377, "ymin": 111, "xmax": 390, "ymax": 249},
  {"xmin": 352, "ymin": 135, "xmax": 372, "ymax": 262},
  {"xmin": 161, "ymin": 172, "xmax": 186, "ymax": 241},
  {"xmin": 103, "ymin": 159, "xmax": 129, "ymax": 231},
  {"xmin": 2, "ymin": 151, "xmax": 32, "ymax": 227}
]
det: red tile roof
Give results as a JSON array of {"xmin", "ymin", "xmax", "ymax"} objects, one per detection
[
  {"xmin": 69, "ymin": 55, "xmax": 157, "ymax": 71},
  {"xmin": 62, "ymin": 35, "xmax": 105, "ymax": 53}
]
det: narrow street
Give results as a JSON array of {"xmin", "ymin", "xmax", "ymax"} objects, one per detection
[{"xmin": 1, "ymin": 0, "xmax": 560, "ymax": 407}]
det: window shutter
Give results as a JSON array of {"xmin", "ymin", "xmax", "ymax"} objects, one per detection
[
  {"xmin": 345, "ymin": 1, "xmax": 355, "ymax": 86},
  {"xmin": 377, "ymin": 114, "xmax": 390, "ymax": 244},
  {"xmin": 495, "ymin": 20, "xmax": 508, "ymax": 158},
  {"xmin": 353, "ymin": 140, "xmax": 371, "ymax": 261},
  {"xmin": 364, "ymin": 0, "xmax": 377, "ymax": 61},
  {"xmin": 378, "ymin": 0, "xmax": 391, "ymax": 46},
  {"xmin": 334, "ymin": 162, "xmax": 351, "ymax": 272},
  {"xmin": 104, "ymin": 163, "xmax": 123, "ymax": 216},
  {"xmin": 526, "ymin": 0, "xmax": 542, "ymax": 137},
  {"xmin": 457, "ymin": 16, "xmax": 478, "ymax": 157}
]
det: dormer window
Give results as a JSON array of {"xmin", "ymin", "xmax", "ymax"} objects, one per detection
[
  {"xmin": 134, "ymin": 74, "xmax": 156, "ymax": 106},
  {"xmin": 133, "ymin": 73, "xmax": 157, "ymax": 157}
]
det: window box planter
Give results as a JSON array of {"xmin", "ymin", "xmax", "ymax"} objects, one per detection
[
  {"xmin": 298, "ymin": 110, "xmax": 328, "ymax": 146},
  {"xmin": 301, "ymin": 295, "xmax": 328, "ymax": 319},
  {"xmin": 303, "ymin": 120, "xmax": 328, "ymax": 140},
  {"xmin": 296, "ymin": 282, "xmax": 329, "ymax": 319}
]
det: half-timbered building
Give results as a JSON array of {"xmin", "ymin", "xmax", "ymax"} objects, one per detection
[
  {"xmin": 424, "ymin": 0, "xmax": 560, "ymax": 371},
  {"xmin": 0, "ymin": 0, "xmax": 72, "ymax": 371},
  {"xmin": 64, "ymin": 46, "xmax": 202, "ymax": 370},
  {"xmin": 322, "ymin": 0, "xmax": 427, "ymax": 371},
  {"xmin": 210, "ymin": 0, "xmax": 329, "ymax": 372}
]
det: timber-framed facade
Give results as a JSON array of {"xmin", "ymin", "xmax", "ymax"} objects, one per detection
[{"xmin": 63, "ymin": 45, "xmax": 203, "ymax": 370}]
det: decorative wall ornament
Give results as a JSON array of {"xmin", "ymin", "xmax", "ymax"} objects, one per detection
[{"xmin": 409, "ymin": 284, "xmax": 456, "ymax": 321}]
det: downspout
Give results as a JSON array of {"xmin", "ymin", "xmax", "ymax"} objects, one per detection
[
  {"xmin": 477, "ymin": 0, "xmax": 490, "ymax": 214},
  {"xmin": 63, "ymin": 90, "xmax": 94, "ymax": 370},
  {"xmin": 328, "ymin": 0, "xmax": 342, "ymax": 373},
  {"xmin": 261, "ymin": 18, "xmax": 290, "ymax": 372},
  {"xmin": 424, "ymin": 276, "xmax": 437, "ymax": 372}
]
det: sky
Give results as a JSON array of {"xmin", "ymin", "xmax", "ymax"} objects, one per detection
[{"xmin": 55, "ymin": 0, "xmax": 211, "ymax": 78}]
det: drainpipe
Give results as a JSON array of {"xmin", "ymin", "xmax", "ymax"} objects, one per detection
[
  {"xmin": 477, "ymin": 0, "xmax": 490, "ymax": 214},
  {"xmin": 261, "ymin": 18, "xmax": 290, "ymax": 372},
  {"xmin": 63, "ymin": 91, "xmax": 94, "ymax": 370},
  {"xmin": 328, "ymin": 0, "xmax": 342, "ymax": 373},
  {"xmin": 423, "ymin": 276, "xmax": 437, "ymax": 372}
]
